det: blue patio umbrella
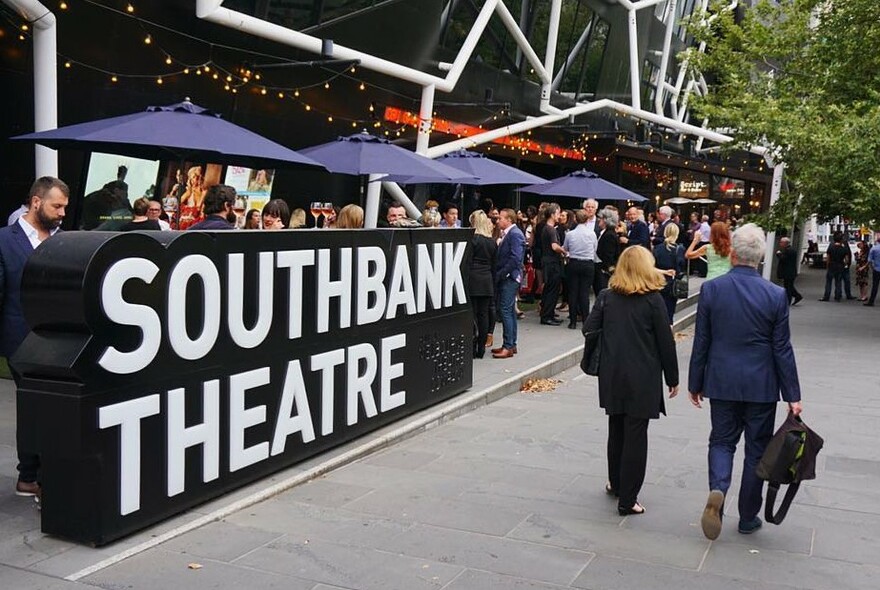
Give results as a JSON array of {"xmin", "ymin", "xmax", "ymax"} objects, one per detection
[
  {"xmin": 11, "ymin": 100, "xmax": 324, "ymax": 170},
  {"xmin": 381, "ymin": 149, "xmax": 548, "ymax": 185},
  {"xmin": 299, "ymin": 133, "xmax": 477, "ymax": 182},
  {"xmin": 520, "ymin": 169, "xmax": 648, "ymax": 201}
]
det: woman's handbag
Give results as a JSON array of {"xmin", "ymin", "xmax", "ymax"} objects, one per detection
[
  {"xmin": 673, "ymin": 273, "xmax": 689, "ymax": 299},
  {"xmin": 580, "ymin": 292, "xmax": 606, "ymax": 376}
]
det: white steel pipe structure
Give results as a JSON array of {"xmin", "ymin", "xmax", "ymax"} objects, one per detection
[
  {"xmin": 414, "ymin": 84, "xmax": 435, "ymax": 155},
  {"xmin": 763, "ymin": 163, "xmax": 786, "ymax": 280},
  {"xmin": 539, "ymin": 0, "xmax": 563, "ymax": 113},
  {"xmin": 627, "ymin": 8, "xmax": 641, "ymax": 111},
  {"xmin": 654, "ymin": 0, "xmax": 678, "ymax": 115},
  {"xmin": 363, "ymin": 174, "xmax": 384, "ymax": 229},
  {"xmin": 4, "ymin": 0, "xmax": 58, "ymax": 177}
]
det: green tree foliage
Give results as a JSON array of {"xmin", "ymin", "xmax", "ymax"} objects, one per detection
[{"xmin": 684, "ymin": 0, "xmax": 880, "ymax": 225}]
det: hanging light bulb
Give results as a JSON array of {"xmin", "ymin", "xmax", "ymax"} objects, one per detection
[
  {"xmin": 359, "ymin": 82, "xmax": 365, "ymax": 91},
  {"xmin": 294, "ymin": 89, "xmax": 300, "ymax": 97},
  {"xmin": 327, "ymin": 116, "xmax": 333, "ymax": 122},
  {"xmin": 305, "ymin": 104, "xmax": 311, "ymax": 111},
  {"xmin": 111, "ymin": 75, "xmax": 118, "ymax": 82},
  {"xmin": 156, "ymin": 77, "xmax": 163, "ymax": 85},
  {"xmin": 183, "ymin": 68, "xmax": 190, "ymax": 74},
  {"xmin": 59, "ymin": 1, "xmax": 68, "ymax": 9},
  {"xmin": 324, "ymin": 82, "xmax": 330, "ymax": 89},
  {"xmin": 277, "ymin": 92, "xmax": 284, "ymax": 98},
  {"xmin": 64, "ymin": 61, "xmax": 71, "ymax": 68},
  {"xmin": 127, "ymin": 3, "xmax": 135, "ymax": 13},
  {"xmin": 165, "ymin": 56, "xmax": 172, "ymax": 65},
  {"xmin": 144, "ymin": 34, "xmax": 152, "ymax": 45},
  {"xmin": 260, "ymin": 88, "xmax": 267, "ymax": 95}
]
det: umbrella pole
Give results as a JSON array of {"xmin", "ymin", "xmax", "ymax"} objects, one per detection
[{"xmin": 364, "ymin": 173, "xmax": 383, "ymax": 228}]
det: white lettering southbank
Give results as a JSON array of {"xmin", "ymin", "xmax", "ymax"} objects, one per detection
[{"xmin": 96, "ymin": 244, "xmax": 464, "ymax": 374}]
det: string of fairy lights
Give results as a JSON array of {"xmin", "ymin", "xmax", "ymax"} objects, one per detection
[{"xmin": 3, "ymin": 0, "xmax": 767, "ymax": 172}]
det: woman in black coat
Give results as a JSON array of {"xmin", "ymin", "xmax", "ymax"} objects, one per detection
[
  {"xmin": 468, "ymin": 211, "xmax": 497, "ymax": 358},
  {"xmin": 583, "ymin": 246, "xmax": 679, "ymax": 516}
]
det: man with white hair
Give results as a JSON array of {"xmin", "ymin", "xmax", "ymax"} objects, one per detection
[
  {"xmin": 582, "ymin": 198, "xmax": 599, "ymax": 235},
  {"xmin": 651, "ymin": 205, "xmax": 673, "ymax": 246},
  {"xmin": 688, "ymin": 223, "xmax": 803, "ymax": 541}
]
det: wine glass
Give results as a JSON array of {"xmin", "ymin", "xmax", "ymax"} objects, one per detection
[
  {"xmin": 321, "ymin": 202, "xmax": 334, "ymax": 227},
  {"xmin": 309, "ymin": 201, "xmax": 322, "ymax": 228}
]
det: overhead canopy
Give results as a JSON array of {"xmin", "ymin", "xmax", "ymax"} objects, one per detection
[
  {"xmin": 300, "ymin": 133, "xmax": 476, "ymax": 182},
  {"xmin": 520, "ymin": 169, "xmax": 647, "ymax": 201},
  {"xmin": 12, "ymin": 100, "xmax": 325, "ymax": 170},
  {"xmin": 381, "ymin": 149, "xmax": 548, "ymax": 186}
]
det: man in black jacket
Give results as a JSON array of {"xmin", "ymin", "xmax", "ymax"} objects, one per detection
[{"xmin": 775, "ymin": 237, "xmax": 802, "ymax": 305}]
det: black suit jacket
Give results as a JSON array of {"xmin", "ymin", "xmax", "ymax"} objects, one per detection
[
  {"xmin": 596, "ymin": 229, "xmax": 620, "ymax": 275},
  {"xmin": 627, "ymin": 219, "xmax": 650, "ymax": 249},
  {"xmin": 469, "ymin": 234, "xmax": 497, "ymax": 297},
  {"xmin": 776, "ymin": 246, "xmax": 798, "ymax": 280},
  {"xmin": 0, "ymin": 223, "xmax": 40, "ymax": 357}
]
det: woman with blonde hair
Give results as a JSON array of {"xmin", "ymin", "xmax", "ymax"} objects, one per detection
[
  {"xmin": 583, "ymin": 246, "xmax": 679, "ymax": 516},
  {"xmin": 288, "ymin": 208, "xmax": 307, "ymax": 229},
  {"xmin": 336, "ymin": 204, "xmax": 364, "ymax": 229},
  {"xmin": 653, "ymin": 222, "xmax": 686, "ymax": 323},
  {"xmin": 468, "ymin": 210, "xmax": 497, "ymax": 358},
  {"xmin": 686, "ymin": 221, "xmax": 732, "ymax": 279}
]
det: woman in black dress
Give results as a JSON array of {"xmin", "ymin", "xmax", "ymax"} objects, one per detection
[
  {"xmin": 468, "ymin": 210, "xmax": 497, "ymax": 358},
  {"xmin": 583, "ymin": 246, "xmax": 679, "ymax": 516},
  {"xmin": 595, "ymin": 208, "xmax": 621, "ymax": 291}
]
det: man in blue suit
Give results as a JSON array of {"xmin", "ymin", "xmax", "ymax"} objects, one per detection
[
  {"xmin": 492, "ymin": 208, "xmax": 524, "ymax": 359},
  {"xmin": 688, "ymin": 223, "xmax": 803, "ymax": 540},
  {"xmin": 620, "ymin": 206, "xmax": 650, "ymax": 249},
  {"xmin": 0, "ymin": 176, "xmax": 69, "ymax": 498}
]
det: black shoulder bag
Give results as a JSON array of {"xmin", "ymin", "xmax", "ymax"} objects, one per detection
[
  {"xmin": 756, "ymin": 412, "xmax": 824, "ymax": 525},
  {"xmin": 580, "ymin": 292, "xmax": 606, "ymax": 376}
]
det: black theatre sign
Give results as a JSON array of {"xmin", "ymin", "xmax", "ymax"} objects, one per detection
[{"xmin": 15, "ymin": 229, "xmax": 473, "ymax": 545}]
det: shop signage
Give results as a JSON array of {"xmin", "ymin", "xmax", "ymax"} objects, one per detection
[{"xmin": 15, "ymin": 229, "xmax": 472, "ymax": 545}]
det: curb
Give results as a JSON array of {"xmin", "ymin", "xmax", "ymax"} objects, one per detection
[{"xmin": 66, "ymin": 295, "xmax": 698, "ymax": 580}]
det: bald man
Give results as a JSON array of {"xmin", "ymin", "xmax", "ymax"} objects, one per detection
[{"xmin": 775, "ymin": 237, "xmax": 802, "ymax": 305}]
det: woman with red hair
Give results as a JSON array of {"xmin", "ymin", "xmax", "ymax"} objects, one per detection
[{"xmin": 686, "ymin": 221, "xmax": 732, "ymax": 279}]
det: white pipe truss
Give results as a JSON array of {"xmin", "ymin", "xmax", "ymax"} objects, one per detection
[
  {"xmin": 195, "ymin": 1, "xmax": 736, "ymax": 158},
  {"xmin": 195, "ymin": 0, "xmax": 771, "ymax": 233},
  {"xmin": 3, "ymin": 0, "xmax": 58, "ymax": 177}
]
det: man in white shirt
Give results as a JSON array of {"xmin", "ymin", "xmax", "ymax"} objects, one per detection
[
  {"xmin": 148, "ymin": 200, "xmax": 171, "ymax": 230},
  {"xmin": 582, "ymin": 198, "xmax": 599, "ymax": 235}
]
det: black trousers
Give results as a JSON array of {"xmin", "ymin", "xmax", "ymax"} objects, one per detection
[
  {"xmin": 566, "ymin": 259, "xmax": 594, "ymax": 324},
  {"xmin": 11, "ymin": 367, "xmax": 40, "ymax": 483},
  {"xmin": 471, "ymin": 295, "xmax": 491, "ymax": 357},
  {"xmin": 868, "ymin": 270, "xmax": 880, "ymax": 304},
  {"xmin": 541, "ymin": 257, "xmax": 563, "ymax": 321},
  {"xmin": 782, "ymin": 276, "xmax": 801, "ymax": 303},
  {"xmin": 607, "ymin": 413, "xmax": 649, "ymax": 509}
]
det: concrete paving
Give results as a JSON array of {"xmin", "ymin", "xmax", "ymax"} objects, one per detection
[{"xmin": 1, "ymin": 267, "xmax": 879, "ymax": 589}]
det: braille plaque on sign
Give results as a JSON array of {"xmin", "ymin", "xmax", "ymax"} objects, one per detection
[{"xmin": 14, "ymin": 229, "xmax": 473, "ymax": 545}]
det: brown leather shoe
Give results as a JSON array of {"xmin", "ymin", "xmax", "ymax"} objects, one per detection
[
  {"xmin": 15, "ymin": 480, "xmax": 40, "ymax": 498},
  {"xmin": 491, "ymin": 346, "xmax": 516, "ymax": 355},
  {"xmin": 485, "ymin": 334, "xmax": 493, "ymax": 348},
  {"xmin": 492, "ymin": 347, "xmax": 515, "ymax": 359}
]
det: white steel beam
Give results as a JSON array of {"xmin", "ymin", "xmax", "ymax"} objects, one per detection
[
  {"xmin": 539, "ymin": 0, "xmax": 563, "ymax": 111},
  {"xmin": 494, "ymin": 1, "xmax": 550, "ymax": 83},
  {"xmin": 627, "ymin": 8, "xmax": 641, "ymax": 111},
  {"xmin": 4, "ymin": 0, "xmax": 58, "ymax": 177}
]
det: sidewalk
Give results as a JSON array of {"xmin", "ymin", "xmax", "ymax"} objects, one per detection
[{"xmin": 3, "ymin": 267, "xmax": 880, "ymax": 588}]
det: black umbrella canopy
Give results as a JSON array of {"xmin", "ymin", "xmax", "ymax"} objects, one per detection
[{"xmin": 12, "ymin": 100, "xmax": 325, "ymax": 170}]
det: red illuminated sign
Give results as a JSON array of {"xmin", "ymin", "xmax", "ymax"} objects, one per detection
[{"xmin": 384, "ymin": 106, "xmax": 585, "ymax": 161}]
